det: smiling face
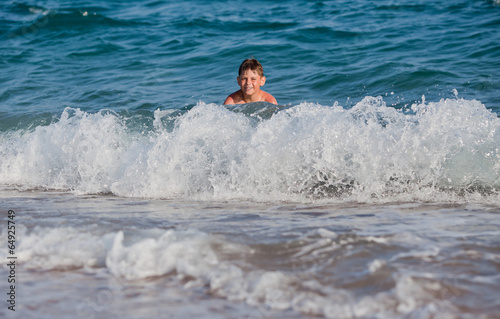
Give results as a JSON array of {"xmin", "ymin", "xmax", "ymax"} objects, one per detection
[{"xmin": 237, "ymin": 69, "xmax": 266, "ymax": 99}]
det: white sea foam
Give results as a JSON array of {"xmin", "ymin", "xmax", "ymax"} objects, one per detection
[
  {"xmin": 0, "ymin": 226, "xmax": 470, "ymax": 318},
  {"xmin": 106, "ymin": 229, "xmax": 218, "ymax": 280},
  {"xmin": 1, "ymin": 97, "xmax": 499, "ymax": 203},
  {"xmin": 0, "ymin": 226, "xmax": 113, "ymax": 270}
]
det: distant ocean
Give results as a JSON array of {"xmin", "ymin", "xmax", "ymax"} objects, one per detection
[{"xmin": 1, "ymin": 1, "xmax": 500, "ymax": 318}]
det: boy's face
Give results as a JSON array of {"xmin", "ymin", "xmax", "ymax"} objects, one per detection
[{"xmin": 237, "ymin": 69, "xmax": 266, "ymax": 96}]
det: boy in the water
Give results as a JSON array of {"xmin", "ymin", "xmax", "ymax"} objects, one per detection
[{"xmin": 223, "ymin": 58, "xmax": 278, "ymax": 105}]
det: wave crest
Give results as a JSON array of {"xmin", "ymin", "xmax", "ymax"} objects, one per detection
[{"xmin": 1, "ymin": 97, "xmax": 499, "ymax": 203}]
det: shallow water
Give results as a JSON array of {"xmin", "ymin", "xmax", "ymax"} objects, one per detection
[
  {"xmin": 1, "ymin": 190, "xmax": 500, "ymax": 318},
  {"xmin": 1, "ymin": 0, "xmax": 500, "ymax": 318}
]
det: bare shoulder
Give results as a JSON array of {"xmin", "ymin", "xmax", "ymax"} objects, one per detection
[
  {"xmin": 223, "ymin": 96, "xmax": 235, "ymax": 105},
  {"xmin": 224, "ymin": 90, "xmax": 243, "ymax": 105},
  {"xmin": 261, "ymin": 90, "xmax": 278, "ymax": 105}
]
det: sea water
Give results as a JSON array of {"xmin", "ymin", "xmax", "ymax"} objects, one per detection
[{"xmin": 1, "ymin": 0, "xmax": 500, "ymax": 318}]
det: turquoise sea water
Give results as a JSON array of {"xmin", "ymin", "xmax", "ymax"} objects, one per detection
[
  {"xmin": 1, "ymin": 1, "xmax": 500, "ymax": 318},
  {"xmin": 2, "ymin": 0, "xmax": 500, "ymax": 115}
]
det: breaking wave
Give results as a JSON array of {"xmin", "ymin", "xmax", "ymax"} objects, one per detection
[{"xmin": 1, "ymin": 96, "xmax": 499, "ymax": 203}]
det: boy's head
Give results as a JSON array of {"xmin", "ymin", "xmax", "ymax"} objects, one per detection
[
  {"xmin": 236, "ymin": 58, "xmax": 267, "ymax": 97},
  {"xmin": 238, "ymin": 58, "xmax": 264, "ymax": 77}
]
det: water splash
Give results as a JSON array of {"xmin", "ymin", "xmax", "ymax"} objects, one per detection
[{"xmin": 1, "ymin": 97, "xmax": 499, "ymax": 203}]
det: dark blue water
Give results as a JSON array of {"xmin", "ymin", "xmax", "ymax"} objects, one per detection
[{"xmin": 2, "ymin": 0, "xmax": 499, "ymax": 116}]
